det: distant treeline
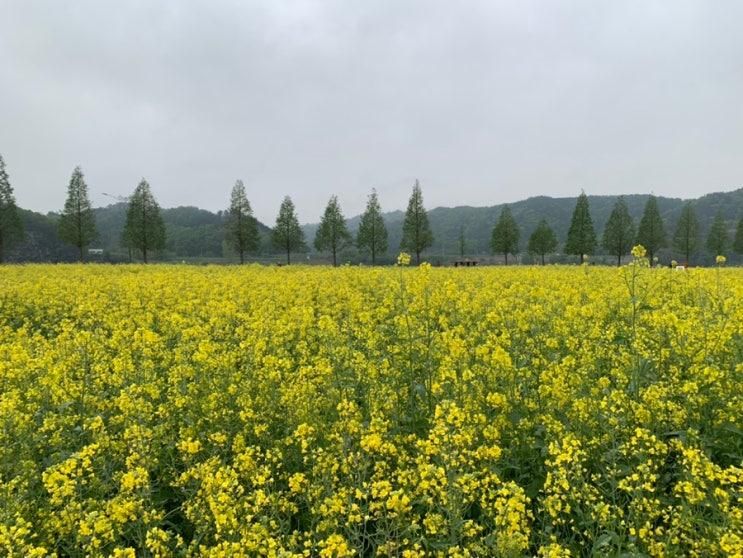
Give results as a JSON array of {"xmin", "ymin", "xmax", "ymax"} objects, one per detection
[{"xmin": 1, "ymin": 154, "xmax": 743, "ymax": 265}]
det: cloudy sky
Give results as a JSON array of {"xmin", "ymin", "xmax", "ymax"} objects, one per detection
[{"xmin": 1, "ymin": 1, "xmax": 742, "ymax": 224}]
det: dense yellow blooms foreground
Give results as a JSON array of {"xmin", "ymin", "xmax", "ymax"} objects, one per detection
[{"xmin": 0, "ymin": 261, "xmax": 741, "ymax": 557}]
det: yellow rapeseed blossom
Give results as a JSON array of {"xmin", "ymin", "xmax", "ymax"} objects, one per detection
[{"xmin": 0, "ymin": 263, "xmax": 740, "ymax": 555}]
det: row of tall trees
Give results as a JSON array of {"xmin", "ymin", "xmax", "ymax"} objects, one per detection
[
  {"xmin": 490, "ymin": 192, "xmax": 741, "ymax": 265},
  {"xmin": 2, "ymin": 152, "xmax": 743, "ymax": 264},
  {"xmin": 268, "ymin": 180, "xmax": 433, "ymax": 265},
  {"xmin": 1, "ymin": 157, "xmax": 101, "ymax": 262},
  {"xmin": 0, "ymin": 158, "xmax": 166, "ymax": 263},
  {"xmin": 0, "ymin": 155, "xmax": 433, "ymax": 265},
  {"xmin": 56, "ymin": 171, "xmax": 166, "ymax": 263}
]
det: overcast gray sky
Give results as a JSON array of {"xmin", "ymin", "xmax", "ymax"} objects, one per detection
[{"xmin": 1, "ymin": 1, "xmax": 742, "ymax": 224}]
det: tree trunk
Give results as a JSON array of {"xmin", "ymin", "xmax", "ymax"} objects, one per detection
[
  {"xmin": 332, "ymin": 247, "xmax": 337, "ymax": 267},
  {"xmin": 0, "ymin": 237, "xmax": 4, "ymax": 264},
  {"xmin": 239, "ymin": 250, "xmax": 244, "ymax": 264},
  {"xmin": 617, "ymin": 254, "xmax": 621, "ymax": 267},
  {"xmin": 287, "ymin": 247, "xmax": 291, "ymax": 265},
  {"xmin": 415, "ymin": 250, "xmax": 421, "ymax": 265},
  {"xmin": 77, "ymin": 197, "xmax": 83, "ymax": 262},
  {"xmin": 371, "ymin": 247, "xmax": 376, "ymax": 266},
  {"xmin": 686, "ymin": 241, "xmax": 691, "ymax": 267},
  {"xmin": 541, "ymin": 253, "xmax": 545, "ymax": 265},
  {"xmin": 685, "ymin": 237, "xmax": 690, "ymax": 266},
  {"xmin": 580, "ymin": 253, "xmax": 584, "ymax": 264},
  {"xmin": 504, "ymin": 253, "xmax": 508, "ymax": 265},
  {"xmin": 142, "ymin": 204, "xmax": 147, "ymax": 264}
]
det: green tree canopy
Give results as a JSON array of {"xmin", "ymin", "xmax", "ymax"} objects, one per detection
[
  {"xmin": 490, "ymin": 205, "xmax": 519, "ymax": 264},
  {"xmin": 565, "ymin": 192, "xmax": 597, "ymax": 263},
  {"xmin": 356, "ymin": 189, "xmax": 388, "ymax": 265},
  {"xmin": 400, "ymin": 180, "xmax": 433, "ymax": 265},
  {"xmin": 636, "ymin": 195, "xmax": 665, "ymax": 264},
  {"xmin": 527, "ymin": 219, "xmax": 558, "ymax": 265},
  {"xmin": 314, "ymin": 195, "xmax": 352, "ymax": 266},
  {"xmin": 706, "ymin": 212, "xmax": 728, "ymax": 257},
  {"xmin": 272, "ymin": 196, "xmax": 305, "ymax": 264},
  {"xmin": 672, "ymin": 202, "xmax": 699, "ymax": 265},
  {"xmin": 0, "ymin": 154, "xmax": 24, "ymax": 263},
  {"xmin": 225, "ymin": 180, "xmax": 260, "ymax": 264},
  {"xmin": 58, "ymin": 166, "xmax": 97, "ymax": 261},
  {"xmin": 603, "ymin": 196, "xmax": 635, "ymax": 266},
  {"xmin": 122, "ymin": 179, "xmax": 166, "ymax": 263},
  {"xmin": 734, "ymin": 217, "xmax": 743, "ymax": 255}
]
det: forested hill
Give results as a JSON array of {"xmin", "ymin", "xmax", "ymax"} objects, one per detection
[
  {"xmin": 8, "ymin": 204, "xmax": 274, "ymax": 263},
  {"xmin": 304, "ymin": 188, "xmax": 743, "ymax": 262},
  {"xmin": 432, "ymin": 190, "xmax": 742, "ymax": 254},
  {"xmin": 7, "ymin": 188, "xmax": 743, "ymax": 263},
  {"xmin": 92, "ymin": 203, "xmax": 273, "ymax": 260}
]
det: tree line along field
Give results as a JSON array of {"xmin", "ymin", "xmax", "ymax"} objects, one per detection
[
  {"xmin": 1, "ymin": 261, "xmax": 741, "ymax": 557},
  {"xmin": 3, "ymin": 155, "xmax": 743, "ymax": 266}
]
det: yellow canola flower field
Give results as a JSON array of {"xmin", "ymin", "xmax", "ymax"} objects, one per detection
[{"xmin": 0, "ymin": 262, "xmax": 741, "ymax": 557}]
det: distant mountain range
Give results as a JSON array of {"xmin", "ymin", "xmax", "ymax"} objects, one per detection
[{"xmin": 7, "ymin": 188, "xmax": 743, "ymax": 264}]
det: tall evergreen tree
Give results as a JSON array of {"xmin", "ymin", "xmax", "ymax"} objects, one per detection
[
  {"xmin": 458, "ymin": 225, "xmax": 467, "ymax": 258},
  {"xmin": 122, "ymin": 179, "xmax": 166, "ymax": 263},
  {"xmin": 706, "ymin": 212, "xmax": 728, "ymax": 257},
  {"xmin": 356, "ymin": 189, "xmax": 388, "ymax": 265},
  {"xmin": 400, "ymin": 180, "xmax": 433, "ymax": 265},
  {"xmin": 734, "ymin": 217, "xmax": 743, "ymax": 255},
  {"xmin": 672, "ymin": 202, "xmax": 699, "ymax": 265},
  {"xmin": 603, "ymin": 196, "xmax": 635, "ymax": 266},
  {"xmin": 58, "ymin": 166, "xmax": 97, "ymax": 261},
  {"xmin": 527, "ymin": 219, "xmax": 558, "ymax": 265},
  {"xmin": 490, "ymin": 205, "xmax": 520, "ymax": 264},
  {"xmin": 272, "ymin": 196, "xmax": 305, "ymax": 265},
  {"xmin": 565, "ymin": 192, "xmax": 597, "ymax": 263},
  {"xmin": 636, "ymin": 195, "xmax": 666, "ymax": 264},
  {"xmin": 314, "ymin": 195, "xmax": 352, "ymax": 266},
  {"xmin": 0, "ymin": 154, "xmax": 23, "ymax": 263},
  {"xmin": 225, "ymin": 180, "xmax": 260, "ymax": 264}
]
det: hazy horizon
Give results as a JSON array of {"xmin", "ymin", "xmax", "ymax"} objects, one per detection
[{"xmin": 2, "ymin": 1, "xmax": 742, "ymax": 224}]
